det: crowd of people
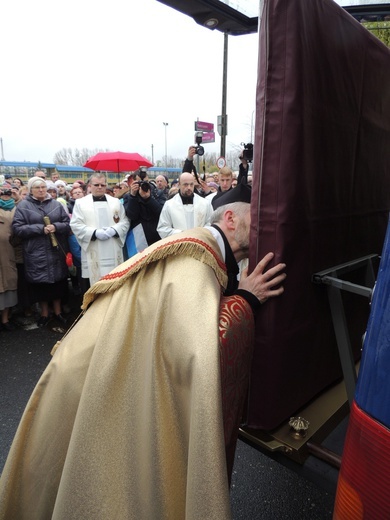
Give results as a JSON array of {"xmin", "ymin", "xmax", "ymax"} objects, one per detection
[{"xmin": 0, "ymin": 147, "xmax": 251, "ymax": 331}]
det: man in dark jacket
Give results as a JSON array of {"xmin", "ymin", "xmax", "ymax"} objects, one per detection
[
  {"xmin": 182, "ymin": 146, "xmax": 198, "ymax": 175},
  {"xmin": 155, "ymin": 175, "xmax": 169, "ymax": 204},
  {"xmin": 182, "ymin": 146, "xmax": 213, "ymax": 198},
  {"xmin": 125, "ymin": 172, "xmax": 163, "ymax": 249}
]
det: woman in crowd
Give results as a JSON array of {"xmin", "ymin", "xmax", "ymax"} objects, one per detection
[
  {"xmin": 68, "ymin": 185, "xmax": 84, "ymax": 295},
  {"xmin": 9, "ymin": 183, "xmax": 34, "ymax": 317},
  {"xmin": 12, "ymin": 176, "xmax": 71, "ymax": 327},
  {"xmin": 67, "ymin": 185, "xmax": 85, "ymax": 215},
  {"xmin": 12, "ymin": 177, "xmax": 24, "ymax": 188},
  {"xmin": 0, "ymin": 185, "xmax": 18, "ymax": 330},
  {"xmin": 18, "ymin": 185, "xmax": 28, "ymax": 200}
]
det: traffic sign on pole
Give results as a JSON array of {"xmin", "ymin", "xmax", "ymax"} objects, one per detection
[{"xmin": 216, "ymin": 157, "xmax": 226, "ymax": 169}]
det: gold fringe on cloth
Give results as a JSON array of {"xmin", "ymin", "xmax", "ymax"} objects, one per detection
[{"xmin": 82, "ymin": 228, "xmax": 228, "ymax": 309}]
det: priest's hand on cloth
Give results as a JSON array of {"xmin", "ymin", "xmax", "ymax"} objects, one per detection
[{"xmin": 239, "ymin": 252, "xmax": 286, "ymax": 304}]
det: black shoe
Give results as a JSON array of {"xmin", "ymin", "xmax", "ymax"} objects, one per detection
[
  {"xmin": 37, "ymin": 316, "xmax": 51, "ymax": 328},
  {"xmin": 1, "ymin": 322, "xmax": 15, "ymax": 331},
  {"xmin": 55, "ymin": 314, "xmax": 67, "ymax": 326}
]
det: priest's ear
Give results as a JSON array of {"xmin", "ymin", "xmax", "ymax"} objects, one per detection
[{"xmin": 222, "ymin": 209, "xmax": 237, "ymax": 231}]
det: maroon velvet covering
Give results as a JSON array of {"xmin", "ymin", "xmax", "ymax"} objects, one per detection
[{"xmin": 248, "ymin": 0, "xmax": 390, "ymax": 429}]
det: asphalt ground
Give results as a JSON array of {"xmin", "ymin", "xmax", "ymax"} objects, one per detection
[{"xmin": 0, "ymin": 295, "xmax": 336, "ymax": 519}]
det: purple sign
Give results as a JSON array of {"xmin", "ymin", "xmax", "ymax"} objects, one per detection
[
  {"xmin": 201, "ymin": 132, "xmax": 215, "ymax": 143},
  {"xmin": 195, "ymin": 121, "xmax": 214, "ymax": 132}
]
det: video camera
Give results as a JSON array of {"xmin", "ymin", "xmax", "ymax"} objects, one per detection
[
  {"xmin": 1, "ymin": 189, "xmax": 12, "ymax": 196},
  {"xmin": 194, "ymin": 131, "xmax": 205, "ymax": 156},
  {"xmin": 239, "ymin": 142, "xmax": 254, "ymax": 163}
]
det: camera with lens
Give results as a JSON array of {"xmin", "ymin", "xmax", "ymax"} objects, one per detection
[
  {"xmin": 139, "ymin": 181, "xmax": 150, "ymax": 192},
  {"xmin": 1, "ymin": 189, "xmax": 12, "ymax": 196},
  {"xmin": 239, "ymin": 142, "xmax": 254, "ymax": 163},
  {"xmin": 137, "ymin": 168, "xmax": 150, "ymax": 192},
  {"xmin": 194, "ymin": 131, "xmax": 205, "ymax": 156}
]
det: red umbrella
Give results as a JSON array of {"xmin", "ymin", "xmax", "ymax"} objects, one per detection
[{"xmin": 84, "ymin": 151, "xmax": 153, "ymax": 173}]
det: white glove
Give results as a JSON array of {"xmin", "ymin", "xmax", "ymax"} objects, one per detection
[
  {"xmin": 95, "ymin": 229, "xmax": 109, "ymax": 241},
  {"xmin": 104, "ymin": 227, "xmax": 117, "ymax": 238}
]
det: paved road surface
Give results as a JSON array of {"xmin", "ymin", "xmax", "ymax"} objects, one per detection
[{"xmin": 0, "ymin": 304, "xmax": 336, "ymax": 519}]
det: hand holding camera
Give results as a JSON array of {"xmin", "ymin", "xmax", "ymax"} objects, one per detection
[
  {"xmin": 130, "ymin": 182, "xmax": 140, "ymax": 196},
  {"xmin": 239, "ymin": 142, "xmax": 254, "ymax": 163},
  {"xmin": 194, "ymin": 132, "xmax": 204, "ymax": 156},
  {"xmin": 187, "ymin": 146, "xmax": 197, "ymax": 160},
  {"xmin": 138, "ymin": 180, "xmax": 151, "ymax": 193},
  {"xmin": 131, "ymin": 180, "xmax": 151, "ymax": 198}
]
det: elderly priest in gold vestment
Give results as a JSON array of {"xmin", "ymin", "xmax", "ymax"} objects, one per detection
[{"xmin": 0, "ymin": 184, "xmax": 286, "ymax": 520}]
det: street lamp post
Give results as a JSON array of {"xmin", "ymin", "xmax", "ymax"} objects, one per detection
[
  {"xmin": 220, "ymin": 32, "xmax": 228, "ymax": 158},
  {"xmin": 163, "ymin": 122, "xmax": 168, "ymax": 169}
]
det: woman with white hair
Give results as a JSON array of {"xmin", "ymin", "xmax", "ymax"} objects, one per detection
[{"xmin": 12, "ymin": 176, "xmax": 71, "ymax": 327}]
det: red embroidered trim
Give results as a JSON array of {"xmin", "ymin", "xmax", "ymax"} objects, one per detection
[{"xmin": 100, "ymin": 237, "xmax": 227, "ymax": 281}]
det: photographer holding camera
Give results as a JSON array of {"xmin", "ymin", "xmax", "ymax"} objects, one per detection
[
  {"xmin": 182, "ymin": 132, "xmax": 204, "ymax": 174},
  {"xmin": 182, "ymin": 146, "xmax": 213, "ymax": 197},
  {"xmin": 182, "ymin": 145, "xmax": 198, "ymax": 175},
  {"xmin": 124, "ymin": 171, "xmax": 163, "ymax": 252},
  {"xmin": 237, "ymin": 143, "xmax": 253, "ymax": 185}
]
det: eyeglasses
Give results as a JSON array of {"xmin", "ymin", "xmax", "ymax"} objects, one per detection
[{"xmin": 92, "ymin": 183, "xmax": 107, "ymax": 187}]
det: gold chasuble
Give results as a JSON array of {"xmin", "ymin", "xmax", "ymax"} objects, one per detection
[{"xmin": 0, "ymin": 228, "xmax": 254, "ymax": 520}]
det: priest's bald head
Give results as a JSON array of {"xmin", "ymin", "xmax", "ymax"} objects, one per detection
[
  {"xmin": 179, "ymin": 172, "xmax": 196, "ymax": 197},
  {"xmin": 210, "ymin": 180, "xmax": 252, "ymax": 262},
  {"xmin": 210, "ymin": 202, "xmax": 251, "ymax": 263}
]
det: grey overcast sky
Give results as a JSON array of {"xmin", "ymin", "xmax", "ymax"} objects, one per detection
[{"xmin": 1, "ymin": 0, "xmax": 259, "ymax": 164}]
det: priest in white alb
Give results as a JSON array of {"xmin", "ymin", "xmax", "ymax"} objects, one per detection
[{"xmin": 70, "ymin": 173, "xmax": 130, "ymax": 287}]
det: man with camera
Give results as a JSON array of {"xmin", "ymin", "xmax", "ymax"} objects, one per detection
[
  {"xmin": 237, "ymin": 143, "xmax": 253, "ymax": 185},
  {"xmin": 124, "ymin": 171, "xmax": 163, "ymax": 252},
  {"xmin": 182, "ymin": 145, "xmax": 214, "ymax": 197},
  {"xmin": 182, "ymin": 132, "xmax": 205, "ymax": 177},
  {"xmin": 157, "ymin": 171, "xmax": 213, "ymax": 238},
  {"xmin": 182, "ymin": 145, "xmax": 198, "ymax": 175}
]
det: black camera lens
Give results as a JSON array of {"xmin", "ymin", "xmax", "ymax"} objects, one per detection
[
  {"xmin": 140, "ymin": 181, "xmax": 150, "ymax": 192},
  {"xmin": 196, "ymin": 146, "xmax": 205, "ymax": 156},
  {"xmin": 1, "ymin": 190, "xmax": 12, "ymax": 196}
]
